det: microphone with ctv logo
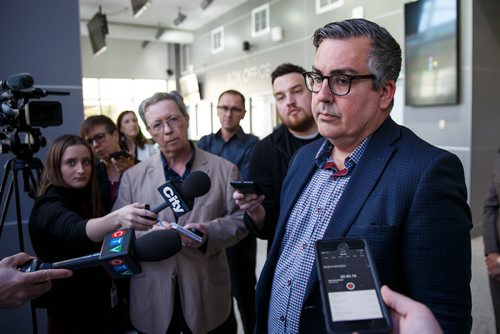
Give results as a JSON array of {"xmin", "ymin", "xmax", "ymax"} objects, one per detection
[{"xmin": 20, "ymin": 228, "xmax": 182, "ymax": 279}]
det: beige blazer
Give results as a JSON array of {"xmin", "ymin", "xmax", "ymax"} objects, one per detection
[{"xmin": 113, "ymin": 147, "xmax": 247, "ymax": 334}]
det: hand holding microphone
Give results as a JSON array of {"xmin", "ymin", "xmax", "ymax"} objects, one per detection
[{"xmin": 20, "ymin": 228, "xmax": 182, "ymax": 279}]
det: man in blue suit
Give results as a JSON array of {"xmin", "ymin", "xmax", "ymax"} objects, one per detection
[{"xmin": 235, "ymin": 18, "xmax": 472, "ymax": 333}]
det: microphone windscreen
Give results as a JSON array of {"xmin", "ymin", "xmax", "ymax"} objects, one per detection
[
  {"xmin": 7, "ymin": 73, "xmax": 34, "ymax": 90},
  {"xmin": 182, "ymin": 171, "xmax": 211, "ymax": 198},
  {"xmin": 134, "ymin": 230, "xmax": 182, "ymax": 262}
]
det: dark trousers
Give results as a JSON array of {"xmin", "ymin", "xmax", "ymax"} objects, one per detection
[
  {"xmin": 166, "ymin": 280, "xmax": 236, "ymax": 334},
  {"xmin": 226, "ymin": 233, "xmax": 257, "ymax": 334}
]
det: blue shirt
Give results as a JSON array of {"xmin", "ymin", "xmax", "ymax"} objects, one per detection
[
  {"xmin": 197, "ymin": 127, "xmax": 259, "ymax": 179},
  {"xmin": 160, "ymin": 142, "xmax": 196, "ymax": 181},
  {"xmin": 268, "ymin": 137, "xmax": 370, "ymax": 333}
]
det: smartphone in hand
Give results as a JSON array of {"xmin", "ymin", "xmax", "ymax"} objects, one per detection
[
  {"xmin": 170, "ymin": 222, "xmax": 204, "ymax": 243},
  {"xmin": 315, "ymin": 238, "xmax": 392, "ymax": 334},
  {"xmin": 110, "ymin": 150, "xmax": 131, "ymax": 160},
  {"xmin": 230, "ymin": 180, "xmax": 263, "ymax": 195}
]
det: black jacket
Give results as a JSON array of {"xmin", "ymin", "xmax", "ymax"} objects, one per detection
[
  {"xmin": 247, "ymin": 125, "xmax": 322, "ymax": 251},
  {"xmin": 29, "ymin": 186, "xmax": 121, "ymax": 333}
]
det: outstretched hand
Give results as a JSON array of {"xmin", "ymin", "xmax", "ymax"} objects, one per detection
[
  {"xmin": 380, "ymin": 285, "xmax": 442, "ymax": 334},
  {"xmin": 0, "ymin": 253, "xmax": 72, "ymax": 309}
]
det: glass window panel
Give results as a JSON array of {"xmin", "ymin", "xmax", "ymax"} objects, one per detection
[
  {"xmin": 82, "ymin": 78, "xmax": 99, "ymax": 99},
  {"xmin": 249, "ymin": 94, "xmax": 276, "ymax": 139},
  {"xmin": 188, "ymin": 100, "xmax": 213, "ymax": 140},
  {"xmin": 83, "ymin": 100, "xmax": 100, "ymax": 118},
  {"xmin": 99, "ymin": 79, "xmax": 134, "ymax": 100},
  {"xmin": 132, "ymin": 79, "xmax": 167, "ymax": 103}
]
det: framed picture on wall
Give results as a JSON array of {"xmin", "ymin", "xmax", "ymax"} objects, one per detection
[{"xmin": 404, "ymin": 0, "xmax": 459, "ymax": 106}]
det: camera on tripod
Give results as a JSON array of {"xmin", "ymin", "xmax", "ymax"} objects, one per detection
[{"xmin": 0, "ymin": 72, "xmax": 67, "ymax": 159}]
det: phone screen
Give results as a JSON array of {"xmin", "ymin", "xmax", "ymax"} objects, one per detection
[{"xmin": 316, "ymin": 239, "xmax": 391, "ymax": 333}]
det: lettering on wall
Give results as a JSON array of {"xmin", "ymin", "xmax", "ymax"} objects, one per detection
[{"xmin": 226, "ymin": 63, "xmax": 271, "ymax": 85}]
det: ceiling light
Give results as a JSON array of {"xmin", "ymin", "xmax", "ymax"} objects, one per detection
[
  {"xmin": 131, "ymin": 0, "xmax": 151, "ymax": 18},
  {"xmin": 155, "ymin": 27, "xmax": 166, "ymax": 39},
  {"xmin": 200, "ymin": 0, "xmax": 214, "ymax": 10},
  {"xmin": 174, "ymin": 8, "xmax": 186, "ymax": 26}
]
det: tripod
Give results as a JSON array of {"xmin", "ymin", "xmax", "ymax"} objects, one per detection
[{"xmin": 0, "ymin": 155, "xmax": 44, "ymax": 334}]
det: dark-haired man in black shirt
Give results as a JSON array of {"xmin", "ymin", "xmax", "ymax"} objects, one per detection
[{"xmin": 236, "ymin": 63, "xmax": 322, "ymax": 252}]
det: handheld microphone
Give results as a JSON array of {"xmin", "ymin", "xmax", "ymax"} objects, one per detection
[
  {"xmin": 20, "ymin": 228, "xmax": 182, "ymax": 279},
  {"xmin": 150, "ymin": 170, "xmax": 211, "ymax": 216},
  {"xmin": 0, "ymin": 73, "xmax": 34, "ymax": 91}
]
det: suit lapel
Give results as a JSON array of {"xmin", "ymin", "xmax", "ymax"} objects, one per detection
[
  {"xmin": 148, "ymin": 153, "xmax": 168, "ymax": 207},
  {"xmin": 178, "ymin": 147, "xmax": 210, "ymax": 225}
]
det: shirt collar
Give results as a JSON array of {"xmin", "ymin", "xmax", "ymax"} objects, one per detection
[
  {"xmin": 215, "ymin": 126, "xmax": 246, "ymax": 142},
  {"xmin": 315, "ymin": 137, "xmax": 371, "ymax": 175},
  {"xmin": 160, "ymin": 141, "xmax": 196, "ymax": 181}
]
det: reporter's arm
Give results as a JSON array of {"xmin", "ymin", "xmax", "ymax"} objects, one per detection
[{"xmin": 85, "ymin": 202, "xmax": 158, "ymax": 242}]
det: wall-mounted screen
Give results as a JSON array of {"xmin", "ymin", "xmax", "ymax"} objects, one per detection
[
  {"xmin": 87, "ymin": 12, "xmax": 108, "ymax": 56},
  {"xmin": 404, "ymin": 0, "xmax": 459, "ymax": 106}
]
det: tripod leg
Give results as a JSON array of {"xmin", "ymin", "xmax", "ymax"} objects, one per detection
[
  {"xmin": 0, "ymin": 160, "xmax": 14, "ymax": 239},
  {"xmin": 31, "ymin": 301, "xmax": 39, "ymax": 334},
  {"xmin": 12, "ymin": 168, "xmax": 25, "ymax": 251}
]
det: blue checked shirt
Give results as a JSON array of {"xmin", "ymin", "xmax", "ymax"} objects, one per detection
[{"xmin": 268, "ymin": 137, "xmax": 370, "ymax": 333}]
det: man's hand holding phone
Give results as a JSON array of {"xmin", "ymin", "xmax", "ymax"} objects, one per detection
[
  {"xmin": 231, "ymin": 181, "xmax": 266, "ymax": 231},
  {"xmin": 170, "ymin": 222, "xmax": 206, "ymax": 247},
  {"xmin": 110, "ymin": 150, "xmax": 135, "ymax": 173}
]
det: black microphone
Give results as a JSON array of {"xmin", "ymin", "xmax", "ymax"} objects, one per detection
[
  {"xmin": 0, "ymin": 73, "xmax": 34, "ymax": 90},
  {"xmin": 150, "ymin": 170, "xmax": 211, "ymax": 216},
  {"xmin": 20, "ymin": 228, "xmax": 182, "ymax": 279}
]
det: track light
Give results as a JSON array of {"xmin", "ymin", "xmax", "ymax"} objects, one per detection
[
  {"xmin": 131, "ymin": 0, "xmax": 151, "ymax": 18},
  {"xmin": 155, "ymin": 27, "xmax": 166, "ymax": 39},
  {"xmin": 200, "ymin": 0, "xmax": 214, "ymax": 10},
  {"xmin": 174, "ymin": 8, "xmax": 186, "ymax": 26}
]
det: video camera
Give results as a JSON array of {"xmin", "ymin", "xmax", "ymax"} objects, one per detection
[{"xmin": 0, "ymin": 73, "xmax": 68, "ymax": 160}]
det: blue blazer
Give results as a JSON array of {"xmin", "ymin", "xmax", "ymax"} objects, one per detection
[{"xmin": 255, "ymin": 117, "xmax": 472, "ymax": 334}]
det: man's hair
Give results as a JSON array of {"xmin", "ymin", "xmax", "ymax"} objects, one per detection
[
  {"xmin": 38, "ymin": 134, "xmax": 104, "ymax": 217},
  {"xmin": 271, "ymin": 63, "xmax": 307, "ymax": 85},
  {"xmin": 138, "ymin": 91, "xmax": 188, "ymax": 126},
  {"xmin": 312, "ymin": 18, "xmax": 402, "ymax": 93},
  {"xmin": 80, "ymin": 115, "xmax": 118, "ymax": 138},
  {"xmin": 218, "ymin": 89, "xmax": 245, "ymax": 109}
]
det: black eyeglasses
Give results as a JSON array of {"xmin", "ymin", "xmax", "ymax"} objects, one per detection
[
  {"xmin": 217, "ymin": 106, "xmax": 244, "ymax": 113},
  {"xmin": 302, "ymin": 72, "xmax": 376, "ymax": 96},
  {"xmin": 85, "ymin": 132, "xmax": 107, "ymax": 145}
]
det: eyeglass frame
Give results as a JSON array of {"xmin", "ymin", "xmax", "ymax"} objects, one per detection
[
  {"xmin": 147, "ymin": 115, "xmax": 183, "ymax": 134},
  {"xmin": 302, "ymin": 71, "xmax": 376, "ymax": 96},
  {"xmin": 217, "ymin": 105, "xmax": 244, "ymax": 114},
  {"xmin": 85, "ymin": 132, "xmax": 108, "ymax": 146}
]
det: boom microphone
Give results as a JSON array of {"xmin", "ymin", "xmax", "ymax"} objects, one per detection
[
  {"xmin": 150, "ymin": 170, "xmax": 211, "ymax": 216},
  {"xmin": 20, "ymin": 228, "xmax": 182, "ymax": 279},
  {"xmin": 0, "ymin": 73, "xmax": 34, "ymax": 91}
]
